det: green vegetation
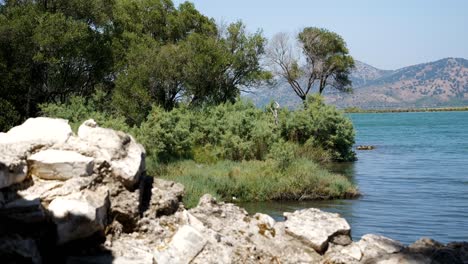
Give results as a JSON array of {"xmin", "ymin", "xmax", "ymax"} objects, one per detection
[
  {"xmin": 42, "ymin": 93, "xmax": 358, "ymax": 206},
  {"xmin": 0, "ymin": 0, "xmax": 269, "ymax": 130},
  {"xmin": 344, "ymin": 106, "xmax": 468, "ymax": 113},
  {"xmin": 3, "ymin": 0, "xmax": 359, "ymax": 205},
  {"xmin": 155, "ymin": 159, "xmax": 358, "ymax": 208},
  {"xmin": 267, "ymin": 27, "xmax": 354, "ymax": 101}
]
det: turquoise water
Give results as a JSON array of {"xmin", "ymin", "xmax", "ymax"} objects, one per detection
[{"xmin": 241, "ymin": 111, "xmax": 468, "ymax": 244}]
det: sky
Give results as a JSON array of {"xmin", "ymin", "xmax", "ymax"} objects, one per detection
[{"xmin": 174, "ymin": 0, "xmax": 468, "ymax": 70}]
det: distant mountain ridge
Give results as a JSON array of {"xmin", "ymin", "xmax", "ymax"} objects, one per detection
[{"xmin": 248, "ymin": 58, "xmax": 468, "ymax": 109}]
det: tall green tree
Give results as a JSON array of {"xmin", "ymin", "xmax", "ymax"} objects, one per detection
[
  {"xmin": 267, "ymin": 27, "xmax": 354, "ymax": 101},
  {"xmin": 0, "ymin": 0, "xmax": 114, "ymax": 129},
  {"xmin": 113, "ymin": 20, "xmax": 270, "ymax": 125},
  {"xmin": 184, "ymin": 21, "xmax": 270, "ymax": 106}
]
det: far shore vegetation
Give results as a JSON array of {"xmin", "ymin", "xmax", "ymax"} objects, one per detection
[
  {"xmin": 344, "ymin": 106, "xmax": 468, "ymax": 113},
  {"xmin": 1, "ymin": 0, "xmax": 359, "ymax": 206}
]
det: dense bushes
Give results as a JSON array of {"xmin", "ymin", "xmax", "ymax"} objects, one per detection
[
  {"xmin": 280, "ymin": 94, "xmax": 356, "ymax": 161},
  {"xmin": 41, "ymin": 93, "xmax": 358, "ymax": 205},
  {"xmin": 41, "ymin": 93, "xmax": 355, "ymax": 163}
]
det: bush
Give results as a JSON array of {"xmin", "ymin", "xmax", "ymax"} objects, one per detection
[
  {"xmin": 268, "ymin": 140, "xmax": 297, "ymax": 170},
  {"xmin": 280, "ymin": 94, "xmax": 356, "ymax": 161},
  {"xmin": 193, "ymin": 100, "xmax": 278, "ymax": 161},
  {"xmin": 41, "ymin": 94, "xmax": 359, "ymax": 205},
  {"xmin": 136, "ymin": 105, "xmax": 194, "ymax": 161},
  {"xmin": 40, "ymin": 95, "xmax": 130, "ymax": 133},
  {"xmin": 41, "ymin": 94, "xmax": 355, "ymax": 162}
]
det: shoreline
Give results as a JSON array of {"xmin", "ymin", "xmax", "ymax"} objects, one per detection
[{"xmin": 343, "ymin": 106, "xmax": 468, "ymax": 113}]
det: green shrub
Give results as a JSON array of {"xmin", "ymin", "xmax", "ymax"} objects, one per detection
[
  {"xmin": 40, "ymin": 95, "xmax": 131, "ymax": 133},
  {"xmin": 193, "ymin": 100, "xmax": 278, "ymax": 161},
  {"xmin": 268, "ymin": 140, "xmax": 297, "ymax": 170},
  {"xmin": 136, "ymin": 105, "xmax": 194, "ymax": 161},
  {"xmin": 280, "ymin": 94, "xmax": 356, "ymax": 161}
]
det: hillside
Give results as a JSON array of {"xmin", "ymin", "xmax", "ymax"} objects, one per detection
[{"xmin": 247, "ymin": 58, "xmax": 468, "ymax": 109}]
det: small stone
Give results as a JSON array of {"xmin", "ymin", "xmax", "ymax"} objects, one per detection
[
  {"xmin": 154, "ymin": 225, "xmax": 207, "ymax": 264},
  {"xmin": 341, "ymin": 243, "xmax": 362, "ymax": 260}
]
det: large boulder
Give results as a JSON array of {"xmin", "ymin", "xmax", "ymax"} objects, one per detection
[
  {"xmin": 48, "ymin": 186, "xmax": 110, "ymax": 244},
  {"xmin": 0, "ymin": 118, "xmax": 73, "ymax": 189},
  {"xmin": 284, "ymin": 208, "xmax": 351, "ymax": 254},
  {"xmin": 77, "ymin": 120, "xmax": 145, "ymax": 189},
  {"xmin": 0, "ymin": 117, "xmax": 72, "ymax": 145},
  {"xmin": 186, "ymin": 195, "xmax": 323, "ymax": 264},
  {"xmin": 28, "ymin": 150, "xmax": 94, "ymax": 181}
]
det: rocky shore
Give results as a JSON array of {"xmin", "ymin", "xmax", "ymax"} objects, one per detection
[{"xmin": 1, "ymin": 118, "xmax": 466, "ymax": 264}]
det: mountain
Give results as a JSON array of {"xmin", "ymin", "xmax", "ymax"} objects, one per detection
[
  {"xmin": 247, "ymin": 58, "xmax": 468, "ymax": 109},
  {"xmin": 349, "ymin": 61, "xmax": 393, "ymax": 88}
]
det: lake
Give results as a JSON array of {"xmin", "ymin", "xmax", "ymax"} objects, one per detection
[{"xmin": 241, "ymin": 111, "xmax": 468, "ymax": 244}]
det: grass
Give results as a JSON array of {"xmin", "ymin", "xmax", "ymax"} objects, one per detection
[{"xmin": 150, "ymin": 158, "xmax": 359, "ymax": 208}]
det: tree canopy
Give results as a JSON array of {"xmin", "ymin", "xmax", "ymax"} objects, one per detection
[
  {"xmin": 0, "ymin": 0, "xmax": 270, "ymax": 129},
  {"xmin": 267, "ymin": 27, "xmax": 355, "ymax": 101}
]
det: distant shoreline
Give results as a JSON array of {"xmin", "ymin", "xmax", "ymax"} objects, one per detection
[{"xmin": 343, "ymin": 106, "xmax": 468, "ymax": 113}]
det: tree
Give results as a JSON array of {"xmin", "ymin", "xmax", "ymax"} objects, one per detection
[
  {"xmin": 112, "ymin": 41, "xmax": 188, "ymax": 125},
  {"xmin": 184, "ymin": 21, "xmax": 271, "ymax": 106},
  {"xmin": 0, "ymin": 0, "xmax": 114, "ymax": 121},
  {"xmin": 113, "ymin": 20, "xmax": 270, "ymax": 125},
  {"xmin": 267, "ymin": 27, "xmax": 354, "ymax": 101}
]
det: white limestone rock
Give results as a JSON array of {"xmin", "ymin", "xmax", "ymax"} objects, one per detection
[
  {"xmin": 18, "ymin": 176, "xmax": 96, "ymax": 204},
  {"xmin": 284, "ymin": 208, "xmax": 351, "ymax": 254},
  {"xmin": 0, "ymin": 118, "xmax": 73, "ymax": 189},
  {"xmin": 48, "ymin": 186, "xmax": 110, "ymax": 244},
  {"xmin": 153, "ymin": 225, "xmax": 207, "ymax": 264},
  {"xmin": 357, "ymin": 234, "xmax": 405, "ymax": 261},
  {"xmin": 0, "ymin": 117, "xmax": 72, "ymax": 145},
  {"xmin": 77, "ymin": 119, "xmax": 129, "ymax": 161},
  {"xmin": 28, "ymin": 149, "xmax": 94, "ymax": 181},
  {"xmin": 77, "ymin": 119, "xmax": 145, "ymax": 188}
]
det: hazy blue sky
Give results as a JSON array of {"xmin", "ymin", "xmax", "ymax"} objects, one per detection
[{"xmin": 174, "ymin": 0, "xmax": 468, "ymax": 70}]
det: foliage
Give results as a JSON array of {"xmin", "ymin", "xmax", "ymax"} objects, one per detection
[
  {"xmin": 154, "ymin": 159, "xmax": 358, "ymax": 208},
  {"xmin": 41, "ymin": 93, "xmax": 355, "ymax": 162},
  {"xmin": 267, "ymin": 27, "xmax": 355, "ymax": 101},
  {"xmin": 0, "ymin": 0, "xmax": 113, "ymax": 121},
  {"xmin": 0, "ymin": 0, "xmax": 269, "ymax": 128},
  {"xmin": 42, "ymin": 93, "xmax": 358, "ymax": 204},
  {"xmin": 136, "ymin": 105, "xmax": 194, "ymax": 161},
  {"xmin": 4, "ymin": 0, "xmax": 359, "ymax": 205},
  {"xmin": 112, "ymin": 21, "xmax": 270, "ymax": 125},
  {"xmin": 298, "ymin": 27, "xmax": 355, "ymax": 94},
  {"xmin": 280, "ymin": 94, "xmax": 356, "ymax": 161},
  {"xmin": 40, "ymin": 93, "xmax": 130, "ymax": 133}
]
